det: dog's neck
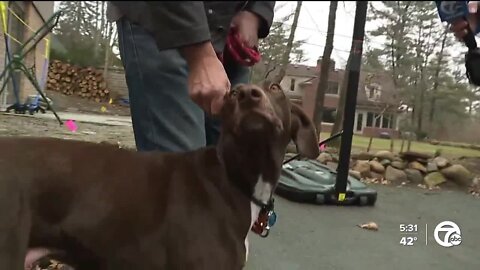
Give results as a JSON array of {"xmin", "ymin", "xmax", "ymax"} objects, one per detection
[{"xmin": 216, "ymin": 135, "xmax": 285, "ymax": 207}]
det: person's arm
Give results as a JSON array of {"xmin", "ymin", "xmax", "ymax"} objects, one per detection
[
  {"xmin": 110, "ymin": 1, "xmax": 212, "ymax": 51},
  {"xmin": 243, "ymin": 1, "xmax": 276, "ymax": 38}
]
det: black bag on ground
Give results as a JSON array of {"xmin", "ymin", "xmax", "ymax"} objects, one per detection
[{"xmin": 276, "ymin": 158, "xmax": 377, "ymax": 206}]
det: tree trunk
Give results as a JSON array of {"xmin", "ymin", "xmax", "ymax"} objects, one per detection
[
  {"xmin": 93, "ymin": 1, "xmax": 101, "ymax": 60},
  {"xmin": 103, "ymin": 22, "xmax": 114, "ymax": 77},
  {"xmin": 329, "ymin": 54, "xmax": 351, "ymax": 148},
  {"xmin": 312, "ymin": 1, "xmax": 338, "ymax": 136},
  {"xmin": 273, "ymin": 1, "xmax": 302, "ymax": 84},
  {"xmin": 429, "ymin": 29, "xmax": 448, "ymax": 124}
]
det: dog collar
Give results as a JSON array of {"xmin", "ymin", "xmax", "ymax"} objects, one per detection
[{"xmin": 251, "ymin": 197, "xmax": 277, "ymax": 238}]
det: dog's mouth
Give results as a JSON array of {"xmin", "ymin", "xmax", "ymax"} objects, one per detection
[{"xmin": 235, "ymin": 110, "xmax": 283, "ymax": 137}]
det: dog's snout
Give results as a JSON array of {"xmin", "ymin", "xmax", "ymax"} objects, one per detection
[{"xmin": 237, "ymin": 87, "xmax": 263, "ymax": 103}]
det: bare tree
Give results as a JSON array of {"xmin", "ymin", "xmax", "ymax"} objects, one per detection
[
  {"xmin": 103, "ymin": 21, "xmax": 115, "ymax": 77},
  {"xmin": 312, "ymin": 1, "xmax": 338, "ymax": 135},
  {"xmin": 273, "ymin": 1, "xmax": 302, "ymax": 84}
]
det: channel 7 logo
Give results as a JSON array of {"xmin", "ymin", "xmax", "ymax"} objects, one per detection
[{"xmin": 434, "ymin": 221, "xmax": 462, "ymax": 247}]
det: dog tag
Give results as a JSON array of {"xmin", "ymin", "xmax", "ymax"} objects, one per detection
[{"xmin": 267, "ymin": 211, "xmax": 277, "ymax": 228}]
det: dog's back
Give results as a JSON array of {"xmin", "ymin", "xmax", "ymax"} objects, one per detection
[{"xmin": 0, "ymin": 136, "xmax": 250, "ymax": 269}]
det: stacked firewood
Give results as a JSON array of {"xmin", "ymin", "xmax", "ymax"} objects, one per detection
[{"xmin": 46, "ymin": 60, "xmax": 110, "ymax": 103}]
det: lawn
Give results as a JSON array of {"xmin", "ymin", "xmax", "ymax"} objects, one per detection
[{"xmin": 319, "ymin": 132, "xmax": 480, "ymax": 158}]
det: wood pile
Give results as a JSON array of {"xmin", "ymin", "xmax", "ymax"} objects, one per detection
[{"xmin": 46, "ymin": 60, "xmax": 110, "ymax": 103}]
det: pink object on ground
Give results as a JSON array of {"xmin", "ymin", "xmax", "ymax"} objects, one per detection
[
  {"xmin": 65, "ymin": 119, "xmax": 78, "ymax": 132},
  {"xmin": 319, "ymin": 144, "xmax": 327, "ymax": 151}
]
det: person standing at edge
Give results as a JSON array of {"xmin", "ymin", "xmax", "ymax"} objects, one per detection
[{"xmin": 106, "ymin": 2, "xmax": 276, "ymax": 152}]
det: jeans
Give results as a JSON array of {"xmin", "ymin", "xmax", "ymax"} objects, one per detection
[{"xmin": 116, "ymin": 17, "xmax": 251, "ymax": 152}]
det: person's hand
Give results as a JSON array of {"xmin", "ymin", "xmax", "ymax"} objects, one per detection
[
  {"xmin": 449, "ymin": 1, "xmax": 480, "ymax": 40},
  {"xmin": 231, "ymin": 11, "xmax": 261, "ymax": 47},
  {"xmin": 181, "ymin": 42, "xmax": 231, "ymax": 116}
]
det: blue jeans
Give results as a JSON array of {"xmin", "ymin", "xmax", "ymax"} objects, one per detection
[{"xmin": 116, "ymin": 17, "xmax": 250, "ymax": 152}]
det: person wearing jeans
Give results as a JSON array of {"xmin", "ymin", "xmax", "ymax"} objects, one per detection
[{"xmin": 107, "ymin": 2, "xmax": 275, "ymax": 152}]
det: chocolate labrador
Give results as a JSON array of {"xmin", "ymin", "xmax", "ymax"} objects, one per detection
[{"xmin": 0, "ymin": 83, "xmax": 319, "ymax": 270}]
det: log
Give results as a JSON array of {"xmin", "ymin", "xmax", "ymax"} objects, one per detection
[{"xmin": 46, "ymin": 60, "xmax": 112, "ymax": 103}]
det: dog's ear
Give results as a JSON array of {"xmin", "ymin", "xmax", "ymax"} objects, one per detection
[{"xmin": 290, "ymin": 103, "xmax": 320, "ymax": 159}]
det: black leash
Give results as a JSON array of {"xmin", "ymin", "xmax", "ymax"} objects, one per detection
[{"xmin": 283, "ymin": 131, "xmax": 344, "ymax": 165}]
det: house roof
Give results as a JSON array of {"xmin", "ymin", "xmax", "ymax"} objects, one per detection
[
  {"xmin": 253, "ymin": 60, "xmax": 399, "ymax": 107},
  {"xmin": 299, "ymin": 66, "xmax": 400, "ymax": 107},
  {"xmin": 285, "ymin": 64, "xmax": 318, "ymax": 78}
]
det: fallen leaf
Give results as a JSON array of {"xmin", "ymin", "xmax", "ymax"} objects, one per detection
[{"xmin": 357, "ymin": 221, "xmax": 379, "ymax": 231}]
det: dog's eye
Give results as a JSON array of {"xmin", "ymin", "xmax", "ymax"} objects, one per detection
[
  {"xmin": 230, "ymin": 89, "xmax": 239, "ymax": 97},
  {"xmin": 270, "ymin": 84, "xmax": 281, "ymax": 92}
]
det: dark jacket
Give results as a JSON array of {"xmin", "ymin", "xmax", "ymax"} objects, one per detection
[{"xmin": 110, "ymin": 1, "xmax": 275, "ymax": 53}]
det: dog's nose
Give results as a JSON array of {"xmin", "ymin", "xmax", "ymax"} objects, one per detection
[{"xmin": 238, "ymin": 87, "xmax": 263, "ymax": 103}]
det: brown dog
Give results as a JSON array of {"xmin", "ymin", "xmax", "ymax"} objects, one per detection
[{"xmin": 0, "ymin": 83, "xmax": 319, "ymax": 270}]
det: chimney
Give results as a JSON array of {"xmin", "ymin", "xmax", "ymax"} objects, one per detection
[{"xmin": 317, "ymin": 57, "xmax": 336, "ymax": 71}]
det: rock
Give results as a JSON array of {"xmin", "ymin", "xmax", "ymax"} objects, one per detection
[
  {"xmin": 427, "ymin": 162, "xmax": 438, "ymax": 173},
  {"xmin": 424, "ymin": 172, "xmax": 447, "ymax": 188},
  {"xmin": 400, "ymin": 151, "xmax": 432, "ymax": 163},
  {"xmin": 393, "ymin": 157, "xmax": 404, "ymax": 162},
  {"xmin": 385, "ymin": 166, "xmax": 407, "ymax": 184},
  {"xmin": 440, "ymin": 164, "xmax": 474, "ymax": 187},
  {"xmin": 370, "ymin": 171, "xmax": 384, "ymax": 180},
  {"xmin": 408, "ymin": 161, "xmax": 427, "ymax": 174},
  {"xmin": 374, "ymin": 150, "xmax": 395, "ymax": 161},
  {"xmin": 380, "ymin": 159, "xmax": 392, "ymax": 167},
  {"xmin": 326, "ymin": 162, "xmax": 338, "ymax": 171},
  {"xmin": 473, "ymin": 177, "xmax": 480, "ymax": 188},
  {"xmin": 433, "ymin": 156, "xmax": 449, "ymax": 169},
  {"xmin": 404, "ymin": 169, "xmax": 424, "ymax": 184},
  {"xmin": 369, "ymin": 160, "xmax": 385, "ymax": 174},
  {"xmin": 353, "ymin": 160, "xmax": 371, "ymax": 178},
  {"xmin": 317, "ymin": 152, "xmax": 333, "ymax": 164},
  {"xmin": 355, "ymin": 152, "xmax": 375, "ymax": 161},
  {"xmin": 349, "ymin": 170, "xmax": 362, "ymax": 180},
  {"xmin": 391, "ymin": 161, "xmax": 406, "ymax": 170},
  {"xmin": 430, "ymin": 139, "xmax": 440, "ymax": 145}
]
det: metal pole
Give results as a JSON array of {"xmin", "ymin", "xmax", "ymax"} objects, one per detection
[{"xmin": 335, "ymin": 1, "xmax": 368, "ymax": 200}]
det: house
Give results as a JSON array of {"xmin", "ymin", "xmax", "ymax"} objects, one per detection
[
  {"xmin": 0, "ymin": 1, "xmax": 54, "ymax": 108},
  {"xmin": 261, "ymin": 57, "xmax": 402, "ymax": 138}
]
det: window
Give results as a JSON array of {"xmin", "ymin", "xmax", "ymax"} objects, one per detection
[
  {"xmin": 290, "ymin": 78, "xmax": 296, "ymax": 91},
  {"xmin": 326, "ymin": 81, "xmax": 339, "ymax": 95},
  {"xmin": 366, "ymin": 112, "xmax": 374, "ymax": 127},
  {"xmin": 322, "ymin": 108, "xmax": 336, "ymax": 123},
  {"xmin": 382, "ymin": 114, "xmax": 391, "ymax": 129},
  {"xmin": 374, "ymin": 113, "xmax": 381, "ymax": 128},
  {"xmin": 356, "ymin": 113, "xmax": 363, "ymax": 131}
]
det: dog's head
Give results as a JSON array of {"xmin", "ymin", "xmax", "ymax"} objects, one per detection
[{"xmin": 218, "ymin": 82, "xmax": 319, "ymax": 186}]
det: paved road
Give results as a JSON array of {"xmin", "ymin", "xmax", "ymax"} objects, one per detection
[{"xmin": 246, "ymin": 185, "xmax": 479, "ymax": 270}]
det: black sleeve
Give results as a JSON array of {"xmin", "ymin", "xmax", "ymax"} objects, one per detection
[
  {"xmin": 111, "ymin": 1, "xmax": 211, "ymax": 50},
  {"xmin": 244, "ymin": 1, "xmax": 276, "ymax": 38}
]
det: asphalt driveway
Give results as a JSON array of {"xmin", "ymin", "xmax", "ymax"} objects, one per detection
[{"xmin": 246, "ymin": 185, "xmax": 480, "ymax": 270}]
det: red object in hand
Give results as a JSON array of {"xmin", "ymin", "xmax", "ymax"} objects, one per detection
[{"xmin": 219, "ymin": 27, "xmax": 261, "ymax": 67}]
